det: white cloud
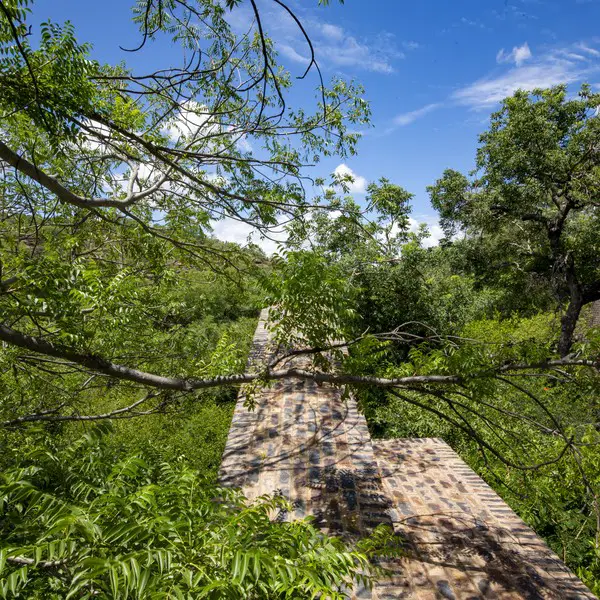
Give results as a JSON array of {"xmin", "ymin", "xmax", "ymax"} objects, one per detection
[
  {"xmin": 333, "ymin": 164, "xmax": 368, "ymax": 194},
  {"xmin": 556, "ymin": 51, "xmax": 587, "ymax": 61},
  {"xmin": 227, "ymin": 3, "xmax": 402, "ymax": 75},
  {"xmin": 164, "ymin": 101, "xmax": 218, "ymax": 141},
  {"xmin": 387, "ymin": 215, "xmax": 445, "ymax": 248},
  {"xmin": 164, "ymin": 103, "xmax": 254, "ymax": 155},
  {"xmin": 82, "ymin": 119, "xmax": 112, "ymax": 153},
  {"xmin": 319, "ymin": 23, "xmax": 344, "ymax": 42},
  {"xmin": 408, "ymin": 216, "xmax": 445, "ymax": 248},
  {"xmin": 279, "ymin": 44, "xmax": 309, "ymax": 64},
  {"xmin": 206, "ymin": 172, "xmax": 229, "ymax": 187},
  {"xmin": 318, "ymin": 33, "xmax": 399, "ymax": 74},
  {"xmin": 236, "ymin": 135, "xmax": 252, "ymax": 153},
  {"xmin": 137, "ymin": 162, "xmax": 162, "ymax": 182},
  {"xmin": 211, "ymin": 218, "xmax": 287, "ymax": 256},
  {"xmin": 275, "ymin": 10, "xmax": 401, "ymax": 74},
  {"xmin": 453, "ymin": 42, "xmax": 600, "ymax": 109},
  {"xmin": 496, "ymin": 42, "xmax": 532, "ymax": 67},
  {"xmin": 393, "ymin": 103, "xmax": 441, "ymax": 126}
]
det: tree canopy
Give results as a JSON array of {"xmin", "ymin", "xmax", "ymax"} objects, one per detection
[
  {"xmin": 429, "ymin": 86, "xmax": 600, "ymax": 355},
  {"xmin": 0, "ymin": 0, "xmax": 370, "ymax": 421}
]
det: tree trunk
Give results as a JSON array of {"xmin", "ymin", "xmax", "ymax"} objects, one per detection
[
  {"xmin": 551, "ymin": 231, "xmax": 584, "ymax": 357},
  {"xmin": 558, "ymin": 297, "xmax": 583, "ymax": 357}
]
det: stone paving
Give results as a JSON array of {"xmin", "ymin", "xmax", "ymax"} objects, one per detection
[
  {"xmin": 373, "ymin": 439, "xmax": 595, "ymax": 599},
  {"xmin": 219, "ymin": 311, "xmax": 596, "ymax": 599}
]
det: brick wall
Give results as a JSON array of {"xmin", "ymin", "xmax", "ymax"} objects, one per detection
[{"xmin": 591, "ymin": 300, "xmax": 600, "ymax": 328}]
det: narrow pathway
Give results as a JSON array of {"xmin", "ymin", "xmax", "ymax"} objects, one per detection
[{"xmin": 219, "ymin": 311, "xmax": 596, "ymax": 599}]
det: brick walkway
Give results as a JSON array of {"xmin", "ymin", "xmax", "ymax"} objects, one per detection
[{"xmin": 219, "ymin": 311, "xmax": 596, "ymax": 599}]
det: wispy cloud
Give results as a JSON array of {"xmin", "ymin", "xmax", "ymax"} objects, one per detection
[
  {"xmin": 268, "ymin": 6, "xmax": 403, "ymax": 74},
  {"xmin": 496, "ymin": 42, "xmax": 532, "ymax": 67},
  {"xmin": 319, "ymin": 23, "xmax": 344, "ymax": 42},
  {"xmin": 453, "ymin": 41, "xmax": 600, "ymax": 109},
  {"xmin": 323, "ymin": 35, "xmax": 400, "ymax": 74},
  {"xmin": 393, "ymin": 103, "xmax": 442, "ymax": 126},
  {"xmin": 402, "ymin": 40, "xmax": 421, "ymax": 51},
  {"xmin": 228, "ymin": 3, "xmax": 403, "ymax": 75},
  {"xmin": 576, "ymin": 42, "xmax": 600, "ymax": 57},
  {"xmin": 310, "ymin": 26, "xmax": 403, "ymax": 74},
  {"xmin": 279, "ymin": 44, "xmax": 310, "ymax": 65},
  {"xmin": 386, "ymin": 40, "xmax": 600, "ymax": 131},
  {"xmin": 236, "ymin": 135, "xmax": 252, "ymax": 153}
]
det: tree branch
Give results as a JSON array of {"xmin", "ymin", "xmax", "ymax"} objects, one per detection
[
  {"xmin": 2, "ymin": 391, "xmax": 162, "ymax": 427},
  {"xmin": 0, "ymin": 140, "xmax": 162, "ymax": 210},
  {"xmin": 1, "ymin": 320, "xmax": 597, "ymax": 405},
  {"xmin": 0, "ymin": 321, "xmax": 464, "ymax": 397},
  {"xmin": 6, "ymin": 556, "xmax": 65, "ymax": 568}
]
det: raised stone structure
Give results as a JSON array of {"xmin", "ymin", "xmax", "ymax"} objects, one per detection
[
  {"xmin": 590, "ymin": 300, "xmax": 600, "ymax": 328},
  {"xmin": 219, "ymin": 311, "xmax": 596, "ymax": 599}
]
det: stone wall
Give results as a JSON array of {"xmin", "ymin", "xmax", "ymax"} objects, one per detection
[{"xmin": 590, "ymin": 300, "xmax": 600, "ymax": 328}]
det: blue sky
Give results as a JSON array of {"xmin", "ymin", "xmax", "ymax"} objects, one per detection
[{"xmin": 34, "ymin": 0, "xmax": 600, "ymax": 246}]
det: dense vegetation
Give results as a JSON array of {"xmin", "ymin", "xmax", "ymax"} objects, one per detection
[{"xmin": 1, "ymin": 0, "xmax": 600, "ymax": 597}]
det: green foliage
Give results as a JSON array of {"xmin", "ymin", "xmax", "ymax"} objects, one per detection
[
  {"xmin": 105, "ymin": 395, "xmax": 238, "ymax": 482},
  {"xmin": 266, "ymin": 250, "xmax": 356, "ymax": 353},
  {"xmin": 0, "ymin": 1, "xmax": 98, "ymax": 140},
  {"xmin": 0, "ymin": 426, "xmax": 390, "ymax": 599},
  {"xmin": 476, "ymin": 85, "xmax": 600, "ymax": 214},
  {"xmin": 427, "ymin": 169, "xmax": 470, "ymax": 238},
  {"xmin": 430, "ymin": 85, "xmax": 600, "ymax": 235},
  {"xmin": 0, "ymin": 0, "xmax": 370, "ymax": 404},
  {"xmin": 0, "ymin": 243, "xmax": 261, "ymax": 426},
  {"xmin": 2, "ymin": 0, "xmax": 600, "ymax": 594},
  {"xmin": 354, "ymin": 244, "xmax": 499, "ymax": 351},
  {"xmin": 0, "ymin": 2, "xmax": 391, "ymax": 595},
  {"xmin": 428, "ymin": 85, "xmax": 600, "ymax": 354}
]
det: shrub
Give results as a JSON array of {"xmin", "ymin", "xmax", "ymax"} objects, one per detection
[{"xmin": 0, "ymin": 425, "xmax": 391, "ymax": 599}]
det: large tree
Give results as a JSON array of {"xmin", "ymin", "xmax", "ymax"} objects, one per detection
[
  {"xmin": 429, "ymin": 85, "xmax": 600, "ymax": 356},
  {"xmin": 0, "ymin": 0, "xmax": 371, "ymax": 422}
]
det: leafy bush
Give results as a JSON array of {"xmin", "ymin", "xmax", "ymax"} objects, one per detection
[
  {"xmin": 0, "ymin": 425, "xmax": 391, "ymax": 599},
  {"xmin": 104, "ymin": 396, "xmax": 236, "ymax": 481}
]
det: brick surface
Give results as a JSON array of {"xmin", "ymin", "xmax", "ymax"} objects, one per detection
[
  {"xmin": 374, "ymin": 439, "xmax": 596, "ymax": 599},
  {"xmin": 219, "ymin": 310, "xmax": 388, "ymax": 536},
  {"xmin": 590, "ymin": 300, "xmax": 600, "ymax": 328},
  {"xmin": 219, "ymin": 312, "xmax": 596, "ymax": 599}
]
